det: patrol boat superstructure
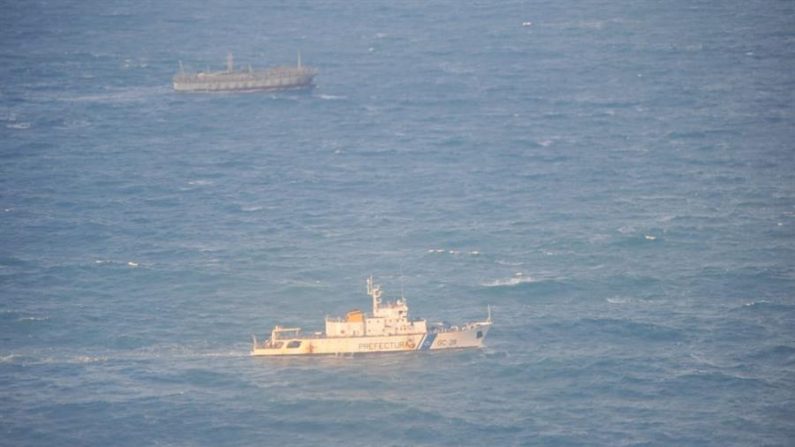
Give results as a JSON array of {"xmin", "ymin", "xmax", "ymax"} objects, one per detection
[
  {"xmin": 251, "ymin": 276, "xmax": 492, "ymax": 356},
  {"xmin": 173, "ymin": 52, "xmax": 317, "ymax": 92}
]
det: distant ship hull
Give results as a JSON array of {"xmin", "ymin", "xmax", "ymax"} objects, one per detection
[
  {"xmin": 173, "ymin": 70, "xmax": 317, "ymax": 92},
  {"xmin": 251, "ymin": 323, "xmax": 490, "ymax": 356},
  {"xmin": 173, "ymin": 53, "xmax": 317, "ymax": 92}
]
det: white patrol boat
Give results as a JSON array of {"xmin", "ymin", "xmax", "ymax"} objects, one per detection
[{"xmin": 251, "ymin": 276, "xmax": 492, "ymax": 356}]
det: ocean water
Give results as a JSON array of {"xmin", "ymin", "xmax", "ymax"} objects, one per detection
[{"xmin": 1, "ymin": 0, "xmax": 794, "ymax": 445}]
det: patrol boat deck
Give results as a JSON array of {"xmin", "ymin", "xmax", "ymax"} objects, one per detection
[{"xmin": 251, "ymin": 276, "xmax": 492, "ymax": 356}]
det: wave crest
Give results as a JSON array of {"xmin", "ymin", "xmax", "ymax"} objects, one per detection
[{"xmin": 482, "ymin": 274, "xmax": 537, "ymax": 287}]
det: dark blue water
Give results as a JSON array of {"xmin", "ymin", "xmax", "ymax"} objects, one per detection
[{"xmin": 2, "ymin": 1, "xmax": 794, "ymax": 445}]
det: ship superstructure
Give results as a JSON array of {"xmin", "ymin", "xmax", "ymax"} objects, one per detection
[
  {"xmin": 173, "ymin": 52, "xmax": 317, "ymax": 92},
  {"xmin": 251, "ymin": 276, "xmax": 492, "ymax": 356}
]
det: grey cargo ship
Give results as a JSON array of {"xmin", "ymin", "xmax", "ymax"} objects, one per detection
[{"xmin": 173, "ymin": 53, "xmax": 317, "ymax": 92}]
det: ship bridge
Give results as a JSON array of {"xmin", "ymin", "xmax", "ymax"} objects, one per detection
[{"xmin": 324, "ymin": 276, "xmax": 427, "ymax": 337}]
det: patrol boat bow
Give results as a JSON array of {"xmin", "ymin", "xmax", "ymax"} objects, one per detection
[{"xmin": 251, "ymin": 276, "xmax": 492, "ymax": 356}]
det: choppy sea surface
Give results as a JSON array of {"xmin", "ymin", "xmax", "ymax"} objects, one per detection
[{"xmin": 2, "ymin": 1, "xmax": 794, "ymax": 445}]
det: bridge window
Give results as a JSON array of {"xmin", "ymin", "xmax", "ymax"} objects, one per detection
[
  {"xmin": 287, "ymin": 341, "xmax": 302, "ymax": 349},
  {"xmin": 476, "ymin": 331, "xmax": 483, "ymax": 339}
]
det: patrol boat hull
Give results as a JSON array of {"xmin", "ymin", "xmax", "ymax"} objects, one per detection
[
  {"xmin": 251, "ymin": 277, "xmax": 492, "ymax": 356},
  {"xmin": 252, "ymin": 324, "xmax": 490, "ymax": 356}
]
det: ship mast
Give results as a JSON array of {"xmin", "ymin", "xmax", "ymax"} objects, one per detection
[
  {"xmin": 367, "ymin": 275, "xmax": 382, "ymax": 314},
  {"xmin": 226, "ymin": 52, "xmax": 234, "ymax": 72}
]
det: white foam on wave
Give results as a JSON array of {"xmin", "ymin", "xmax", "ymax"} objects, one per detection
[
  {"xmin": 117, "ymin": 345, "xmax": 249, "ymax": 361},
  {"xmin": 0, "ymin": 354, "xmax": 19, "ymax": 363},
  {"xmin": 538, "ymin": 139, "xmax": 554, "ymax": 147},
  {"xmin": 0, "ymin": 111, "xmax": 18, "ymax": 121},
  {"xmin": 6, "ymin": 122, "xmax": 31, "ymax": 129},
  {"xmin": 0, "ymin": 352, "xmax": 108, "ymax": 365},
  {"xmin": 438, "ymin": 62, "xmax": 475, "ymax": 75},
  {"xmin": 56, "ymin": 119, "xmax": 92, "ymax": 130},
  {"xmin": 94, "ymin": 259, "xmax": 143, "ymax": 268},
  {"xmin": 58, "ymin": 86, "xmax": 170, "ymax": 104},
  {"xmin": 32, "ymin": 354, "xmax": 109, "ymax": 365},
  {"xmin": 73, "ymin": 355, "xmax": 108, "ymax": 364},
  {"xmin": 743, "ymin": 300, "xmax": 770, "ymax": 307},
  {"xmin": 318, "ymin": 94, "xmax": 346, "ymax": 100},
  {"xmin": 427, "ymin": 248, "xmax": 481, "ymax": 256},
  {"xmin": 9, "ymin": 345, "xmax": 248, "ymax": 366},
  {"xmin": 482, "ymin": 273, "xmax": 537, "ymax": 287},
  {"xmin": 17, "ymin": 316, "xmax": 50, "ymax": 322},
  {"xmin": 193, "ymin": 350, "xmax": 245, "ymax": 359}
]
